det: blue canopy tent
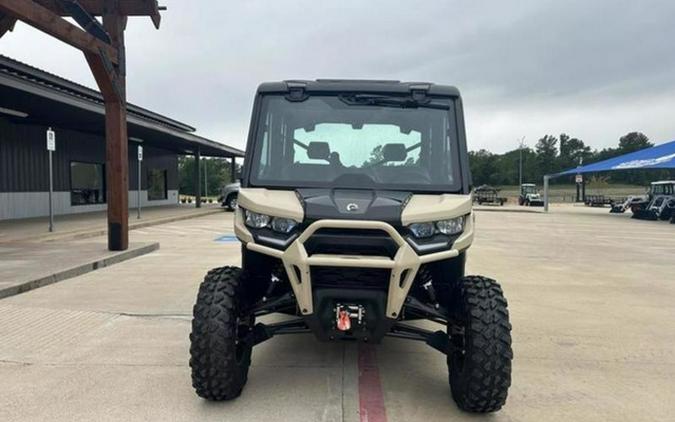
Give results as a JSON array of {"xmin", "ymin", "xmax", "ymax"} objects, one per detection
[{"xmin": 543, "ymin": 139, "xmax": 675, "ymax": 211}]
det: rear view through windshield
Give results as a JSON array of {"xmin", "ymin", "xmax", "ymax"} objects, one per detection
[{"xmin": 248, "ymin": 95, "xmax": 462, "ymax": 192}]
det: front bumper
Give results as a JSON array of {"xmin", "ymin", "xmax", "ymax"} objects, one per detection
[{"xmin": 235, "ymin": 211, "xmax": 473, "ymax": 318}]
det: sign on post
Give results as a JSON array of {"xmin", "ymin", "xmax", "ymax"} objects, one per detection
[
  {"xmin": 575, "ymin": 174, "xmax": 583, "ymax": 184},
  {"xmin": 137, "ymin": 145, "xmax": 143, "ymax": 219},
  {"xmin": 46, "ymin": 128, "xmax": 55, "ymax": 232},
  {"xmin": 46, "ymin": 127, "xmax": 56, "ymax": 151}
]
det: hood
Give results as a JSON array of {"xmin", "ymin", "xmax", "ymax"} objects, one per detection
[{"xmin": 296, "ymin": 188, "xmax": 411, "ymax": 226}]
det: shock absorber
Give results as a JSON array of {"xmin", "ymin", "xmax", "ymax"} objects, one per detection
[
  {"xmin": 418, "ymin": 266, "xmax": 439, "ymax": 309},
  {"xmin": 262, "ymin": 262, "xmax": 287, "ymax": 302}
]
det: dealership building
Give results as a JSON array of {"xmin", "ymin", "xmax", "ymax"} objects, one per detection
[{"xmin": 0, "ymin": 55, "xmax": 243, "ymax": 221}]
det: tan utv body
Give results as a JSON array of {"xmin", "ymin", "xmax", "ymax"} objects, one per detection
[
  {"xmin": 189, "ymin": 80, "xmax": 513, "ymax": 413},
  {"xmin": 235, "ymin": 188, "xmax": 474, "ymax": 317}
]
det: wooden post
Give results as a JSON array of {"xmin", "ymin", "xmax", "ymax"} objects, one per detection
[
  {"xmin": 230, "ymin": 157, "xmax": 236, "ymax": 183},
  {"xmin": 1, "ymin": 0, "xmax": 162, "ymax": 251},
  {"xmin": 100, "ymin": 5, "xmax": 128, "ymax": 250},
  {"xmin": 194, "ymin": 148, "xmax": 201, "ymax": 208}
]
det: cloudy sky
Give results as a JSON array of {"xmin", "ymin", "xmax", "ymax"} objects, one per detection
[{"xmin": 2, "ymin": 0, "xmax": 675, "ymax": 153}]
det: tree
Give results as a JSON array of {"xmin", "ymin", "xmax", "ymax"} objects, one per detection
[
  {"xmin": 559, "ymin": 133, "xmax": 591, "ymax": 170},
  {"xmin": 468, "ymin": 149, "xmax": 499, "ymax": 186},
  {"xmin": 618, "ymin": 132, "xmax": 652, "ymax": 154},
  {"xmin": 179, "ymin": 156, "xmax": 240, "ymax": 197},
  {"xmin": 535, "ymin": 135, "xmax": 559, "ymax": 176}
]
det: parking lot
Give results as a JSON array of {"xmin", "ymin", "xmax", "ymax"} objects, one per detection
[{"xmin": 0, "ymin": 207, "xmax": 673, "ymax": 422}]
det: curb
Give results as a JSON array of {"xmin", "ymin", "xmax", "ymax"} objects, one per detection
[{"xmin": 0, "ymin": 242, "xmax": 160, "ymax": 300}]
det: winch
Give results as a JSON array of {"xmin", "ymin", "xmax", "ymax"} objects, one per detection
[{"xmin": 335, "ymin": 303, "xmax": 365, "ymax": 331}]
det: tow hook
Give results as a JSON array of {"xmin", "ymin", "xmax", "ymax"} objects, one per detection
[{"xmin": 335, "ymin": 304, "xmax": 365, "ymax": 331}]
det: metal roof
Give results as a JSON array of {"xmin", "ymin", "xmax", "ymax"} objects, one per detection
[
  {"xmin": 0, "ymin": 55, "xmax": 244, "ymax": 158},
  {"xmin": 555, "ymin": 140, "xmax": 675, "ymax": 176}
]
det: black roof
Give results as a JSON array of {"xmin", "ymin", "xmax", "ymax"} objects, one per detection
[
  {"xmin": 0, "ymin": 55, "xmax": 244, "ymax": 158},
  {"xmin": 257, "ymin": 79, "xmax": 461, "ymax": 97}
]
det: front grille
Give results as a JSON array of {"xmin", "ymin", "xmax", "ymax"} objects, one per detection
[
  {"xmin": 304, "ymin": 228, "xmax": 399, "ymax": 258},
  {"xmin": 312, "ymin": 266, "xmax": 390, "ymax": 290}
]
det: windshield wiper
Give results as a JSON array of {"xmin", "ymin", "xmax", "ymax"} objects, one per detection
[{"xmin": 338, "ymin": 94, "xmax": 449, "ymax": 110}]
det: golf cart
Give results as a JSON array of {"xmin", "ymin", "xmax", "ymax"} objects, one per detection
[
  {"xmin": 189, "ymin": 80, "xmax": 513, "ymax": 413},
  {"xmin": 518, "ymin": 183, "xmax": 544, "ymax": 206},
  {"xmin": 632, "ymin": 181, "xmax": 675, "ymax": 220},
  {"xmin": 474, "ymin": 185, "xmax": 506, "ymax": 206}
]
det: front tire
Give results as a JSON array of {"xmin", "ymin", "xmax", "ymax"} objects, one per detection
[
  {"xmin": 190, "ymin": 266, "xmax": 253, "ymax": 401},
  {"xmin": 448, "ymin": 276, "xmax": 512, "ymax": 413},
  {"xmin": 226, "ymin": 194, "xmax": 238, "ymax": 211}
]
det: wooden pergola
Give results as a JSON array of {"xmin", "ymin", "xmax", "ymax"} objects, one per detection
[{"xmin": 0, "ymin": 0, "xmax": 163, "ymax": 251}]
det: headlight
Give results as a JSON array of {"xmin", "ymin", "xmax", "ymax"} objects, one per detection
[
  {"xmin": 408, "ymin": 216, "xmax": 466, "ymax": 238},
  {"xmin": 245, "ymin": 210, "xmax": 271, "ymax": 228},
  {"xmin": 270, "ymin": 217, "xmax": 297, "ymax": 234},
  {"xmin": 244, "ymin": 210, "xmax": 298, "ymax": 234},
  {"xmin": 436, "ymin": 216, "xmax": 464, "ymax": 235},
  {"xmin": 408, "ymin": 222, "xmax": 436, "ymax": 238}
]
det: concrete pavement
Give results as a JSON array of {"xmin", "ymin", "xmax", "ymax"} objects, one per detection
[
  {"xmin": 0, "ymin": 241, "xmax": 159, "ymax": 299},
  {"xmin": 0, "ymin": 207, "xmax": 674, "ymax": 421}
]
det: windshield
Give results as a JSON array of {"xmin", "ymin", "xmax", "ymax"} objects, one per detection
[
  {"xmin": 247, "ymin": 95, "xmax": 461, "ymax": 192},
  {"xmin": 522, "ymin": 185, "xmax": 538, "ymax": 194},
  {"xmin": 651, "ymin": 183, "xmax": 674, "ymax": 195}
]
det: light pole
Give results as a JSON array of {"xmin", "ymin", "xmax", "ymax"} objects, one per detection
[{"xmin": 518, "ymin": 136, "xmax": 526, "ymax": 187}]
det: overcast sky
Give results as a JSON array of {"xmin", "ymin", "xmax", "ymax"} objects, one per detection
[{"xmin": 2, "ymin": 0, "xmax": 675, "ymax": 153}]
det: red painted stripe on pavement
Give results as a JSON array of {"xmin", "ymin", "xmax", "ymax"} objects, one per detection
[{"xmin": 358, "ymin": 343, "xmax": 387, "ymax": 422}]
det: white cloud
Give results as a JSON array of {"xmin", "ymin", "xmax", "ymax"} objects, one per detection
[{"xmin": 2, "ymin": 0, "xmax": 675, "ymax": 152}]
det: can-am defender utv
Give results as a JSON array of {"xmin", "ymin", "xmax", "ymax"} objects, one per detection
[{"xmin": 189, "ymin": 80, "xmax": 513, "ymax": 413}]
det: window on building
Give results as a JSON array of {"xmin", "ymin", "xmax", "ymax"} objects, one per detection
[
  {"xmin": 70, "ymin": 162, "xmax": 105, "ymax": 205},
  {"xmin": 147, "ymin": 169, "xmax": 167, "ymax": 200}
]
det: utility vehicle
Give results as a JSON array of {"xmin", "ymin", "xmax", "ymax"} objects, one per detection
[
  {"xmin": 219, "ymin": 182, "xmax": 240, "ymax": 211},
  {"xmin": 518, "ymin": 183, "xmax": 544, "ymax": 206},
  {"xmin": 610, "ymin": 195, "xmax": 646, "ymax": 213},
  {"xmin": 632, "ymin": 181, "xmax": 675, "ymax": 220},
  {"xmin": 189, "ymin": 80, "xmax": 513, "ymax": 413}
]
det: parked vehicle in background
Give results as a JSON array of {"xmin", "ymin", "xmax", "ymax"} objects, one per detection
[
  {"xmin": 518, "ymin": 183, "xmax": 544, "ymax": 206},
  {"xmin": 584, "ymin": 195, "xmax": 616, "ymax": 207},
  {"xmin": 632, "ymin": 181, "xmax": 675, "ymax": 220},
  {"xmin": 610, "ymin": 194, "xmax": 648, "ymax": 213},
  {"xmin": 219, "ymin": 182, "xmax": 240, "ymax": 211},
  {"xmin": 474, "ymin": 185, "xmax": 506, "ymax": 205}
]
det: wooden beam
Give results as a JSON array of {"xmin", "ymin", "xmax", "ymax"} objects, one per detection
[
  {"xmin": 34, "ymin": 0, "xmax": 161, "ymax": 18},
  {"xmin": 0, "ymin": 0, "xmax": 118, "ymax": 63},
  {"xmin": 0, "ymin": 12, "xmax": 16, "ymax": 37}
]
